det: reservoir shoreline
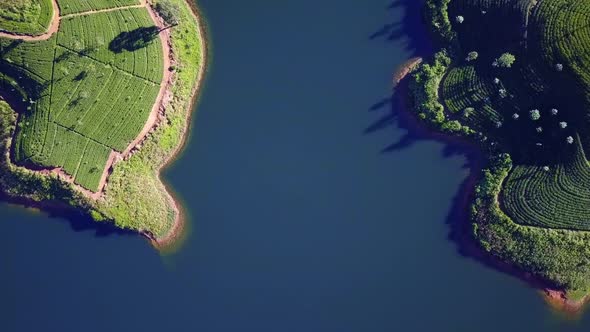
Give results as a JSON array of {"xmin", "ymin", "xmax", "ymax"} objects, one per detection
[
  {"xmin": 394, "ymin": 57, "xmax": 588, "ymax": 313},
  {"xmin": 150, "ymin": 0, "xmax": 210, "ymax": 248}
]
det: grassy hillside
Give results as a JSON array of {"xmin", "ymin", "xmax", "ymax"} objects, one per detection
[
  {"xmin": 0, "ymin": 5, "xmax": 163, "ymax": 191},
  {"xmin": 411, "ymin": 0, "xmax": 590, "ymax": 296},
  {"xmin": 0, "ymin": 0, "xmax": 204, "ymax": 238},
  {"xmin": 0, "ymin": 0, "xmax": 53, "ymax": 35}
]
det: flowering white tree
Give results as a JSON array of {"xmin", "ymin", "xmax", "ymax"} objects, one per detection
[
  {"xmin": 456, "ymin": 16, "xmax": 465, "ymax": 24},
  {"xmin": 567, "ymin": 136, "xmax": 574, "ymax": 144},
  {"xmin": 559, "ymin": 122, "xmax": 568, "ymax": 129}
]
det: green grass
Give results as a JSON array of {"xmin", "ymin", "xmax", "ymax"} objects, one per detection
[
  {"xmin": 0, "ymin": 0, "xmax": 204, "ymax": 237},
  {"xmin": 0, "ymin": 5, "xmax": 163, "ymax": 191},
  {"xmin": 502, "ymin": 139, "xmax": 590, "ymax": 230},
  {"xmin": 58, "ymin": 0, "xmax": 140, "ymax": 16},
  {"xmin": 97, "ymin": 0, "xmax": 204, "ymax": 236},
  {"xmin": 0, "ymin": 0, "xmax": 53, "ymax": 35}
]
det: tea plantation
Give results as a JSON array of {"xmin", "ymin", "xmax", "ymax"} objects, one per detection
[
  {"xmin": 0, "ymin": 0, "xmax": 54, "ymax": 35},
  {"xmin": 413, "ymin": 0, "xmax": 590, "ymax": 298},
  {"xmin": 0, "ymin": 4, "xmax": 163, "ymax": 191},
  {"xmin": 59, "ymin": 0, "xmax": 141, "ymax": 16}
]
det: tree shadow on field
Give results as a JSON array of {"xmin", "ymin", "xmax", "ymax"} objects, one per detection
[
  {"xmin": 109, "ymin": 26, "xmax": 160, "ymax": 53},
  {"xmin": 366, "ymin": 0, "xmax": 558, "ymax": 292}
]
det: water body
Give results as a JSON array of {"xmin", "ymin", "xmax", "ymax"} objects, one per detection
[{"xmin": 1, "ymin": 0, "xmax": 589, "ymax": 331}]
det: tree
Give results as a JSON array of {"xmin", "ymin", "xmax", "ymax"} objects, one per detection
[
  {"xmin": 556, "ymin": 63, "xmax": 563, "ymax": 72},
  {"xmin": 559, "ymin": 121, "xmax": 568, "ymax": 129},
  {"xmin": 154, "ymin": 0, "xmax": 180, "ymax": 27},
  {"xmin": 551, "ymin": 108, "xmax": 559, "ymax": 115},
  {"xmin": 567, "ymin": 136, "xmax": 574, "ymax": 144},
  {"xmin": 529, "ymin": 109, "xmax": 540, "ymax": 120},
  {"xmin": 456, "ymin": 16, "xmax": 464, "ymax": 24},
  {"xmin": 512, "ymin": 113, "xmax": 519, "ymax": 120},
  {"xmin": 495, "ymin": 53, "xmax": 516, "ymax": 68},
  {"xmin": 466, "ymin": 51, "xmax": 478, "ymax": 61},
  {"xmin": 463, "ymin": 107, "xmax": 474, "ymax": 118}
]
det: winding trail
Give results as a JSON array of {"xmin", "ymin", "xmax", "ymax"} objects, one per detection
[
  {"xmin": 0, "ymin": 0, "xmax": 60, "ymax": 41},
  {"xmin": 0, "ymin": 0, "xmax": 174, "ymax": 198},
  {"xmin": 0, "ymin": 0, "xmax": 150, "ymax": 41},
  {"xmin": 95, "ymin": 0, "xmax": 173, "ymax": 197},
  {"xmin": 61, "ymin": 3, "xmax": 145, "ymax": 19}
]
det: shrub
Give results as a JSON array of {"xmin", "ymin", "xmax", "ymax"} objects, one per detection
[
  {"xmin": 496, "ymin": 53, "xmax": 516, "ymax": 68},
  {"xmin": 466, "ymin": 51, "xmax": 478, "ymax": 61}
]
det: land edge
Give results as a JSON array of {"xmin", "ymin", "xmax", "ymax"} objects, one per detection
[
  {"xmin": 146, "ymin": 0, "xmax": 209, "ymax": 249},
  {"xmin": 2, "ymin": 0, "xmax": 173, "ymax": 198},
  {"xmin": 392, "ymin": 57, "xmax": 590, "ymax": 313},
  {"xmin": 0, "ymin": 0, "xmax": 207, "ymax": 249}
]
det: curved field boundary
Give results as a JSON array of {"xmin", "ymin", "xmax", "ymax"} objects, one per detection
[
  {"xmin": 0, "ymin": 0, "xmax": 60, "ymax": 41},
  {"xmin": 151, "ymin": 0, "xmax": 208, "ymax": 246},
  {"xmin": 60, "ymin": 3, "xmax": 145, "ymax": 19},
  {"xmin": 0, "ymin": 0, "xmax": 148, "ymax": 42},
  {"xmin": 0, "ymin": 0, "xmax": 173, "ymax": 198},
  {"xmin": 93, "ymin": 0, "xmax": 172, "ymax": 196}
]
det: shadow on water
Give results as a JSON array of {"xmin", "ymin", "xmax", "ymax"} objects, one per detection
[
  {"xmin": 366, "ymin": 0, "xmax": 557, "ymax": 292},
  {"xmin": 0, "ymin": 192, "xmax": 136, "ymax": 238},
  {"xmin": 369, "ymin": 0, "xmax": 434, "ymax": 56},
  {"xmin": 0, "ymin": 82, "xmax": 135, "ymax": 240}
]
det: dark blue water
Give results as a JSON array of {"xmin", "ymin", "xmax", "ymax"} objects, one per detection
[{"xmin": 2, "ymin": 0, "xmax": 590, "ymax": 331}]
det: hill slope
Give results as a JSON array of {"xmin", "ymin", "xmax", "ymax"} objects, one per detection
[{"xmin": 410, "ymin": 0, "xmax": 590, "ymax": 303}]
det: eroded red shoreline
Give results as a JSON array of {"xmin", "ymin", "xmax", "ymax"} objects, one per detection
[
  {"xmin": 149, "ymin": 0, "xmax": 209, "ymax": 250},
  {"xmin": 393, "ymin": 57, "xmax": 586, "ymax": 314}
]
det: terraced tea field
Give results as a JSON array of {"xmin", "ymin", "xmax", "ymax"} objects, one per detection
[
  {"xmin": 0, "ymin": 0, "xmax": 164, "ymax": 192},
  {"xmin": 428, "ymin": 0, "xmax": 590, "ymax": 232},
  {"xmin": 0, "ymin": 0, "xmax": 54, "ymax": 35},
  {"xmin": 412, "ymin": 0, "xmax": 590, "ymax": 295},
  {"xmin": 59, "ymin": 0, "xmax": 141, "ymax": 16}
]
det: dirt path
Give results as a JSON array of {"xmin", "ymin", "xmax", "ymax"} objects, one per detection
[
  {"xmin": 0, "ymin": 0, "xmax": 148, "ymax": 41},
  {"xmin": 121, "ymin": 1, "xmax": 171, "ymax": 158},
  {"xmin": 152, "ymin": 0, "xmax": 208, "ymax": 247},
  {"xmin": 61, "ymin": 4, "xmax": 145, "ymax": 19},
  {"xmin": 92, "ymin": 0, "xmax": 173, "ymax": 195},
  {"xmin": 0, "ymin": 0, "xmax": 175, "ymax": 199},
  {"xmin": 0, "ymin": 0, "xmax": 60, "ymax": 41}
]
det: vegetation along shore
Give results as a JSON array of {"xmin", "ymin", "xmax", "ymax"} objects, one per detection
[
  {"xmin": 0, "ymin": 0, "xmax": 206, "ymax": 248},
  {"xmin": 399, "ymin": 0, "xmax": 590, "ymax": 311}
]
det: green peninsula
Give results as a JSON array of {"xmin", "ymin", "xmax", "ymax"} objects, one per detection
[
  {"xmin": 409, "ymin": 0, "xmax": 590, "ymax": 306},
  {"xmin": 0, "ymin": 0, "xmax": 206, "ymax": 244}
]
